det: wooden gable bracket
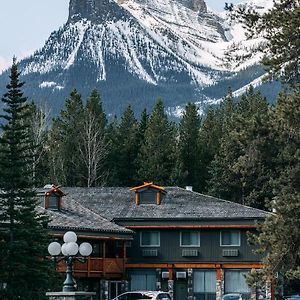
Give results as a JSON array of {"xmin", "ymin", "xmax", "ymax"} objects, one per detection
[{"xmin": 130, "ymin": 182, "xmax": 166, "ymax": 206}]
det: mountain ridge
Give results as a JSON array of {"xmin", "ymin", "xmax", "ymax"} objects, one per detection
[{"xmin": 0, "ymin": 0, "xmax": 277, "ymax": 117}]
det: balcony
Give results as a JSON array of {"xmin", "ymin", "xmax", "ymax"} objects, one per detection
[{"xmin": 56, "ymin": 257, "xmax": 125, "ymax": 278}]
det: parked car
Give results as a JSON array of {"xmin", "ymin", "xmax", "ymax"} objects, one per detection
[
  {"xmin": 285, "ymin": 295, "xmax": 300, "ymax": 300},
  {"xmin": 111, "ymin": 291, "xmax": 171, "ymax": 300},
  {"xmin": 222, "ymin": 293, "xmax": 243, "ymax": 300}
]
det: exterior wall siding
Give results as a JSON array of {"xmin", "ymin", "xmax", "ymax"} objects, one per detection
[{"xmin": 127, "ymin": 229, "xmax": 261, "ymax": 263}]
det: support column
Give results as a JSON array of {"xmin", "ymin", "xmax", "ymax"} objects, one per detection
[
  {"xmin": 265, "ymin": 279, "xmax": 272, "ymax": 300},
  {"xmin": 156, "ymin": 268, "xmax": 162, "ymax": 290},
  {"xmin": 187, "ymin": 268, "xmax": 193, "ymax": 300},
  {"xmin": 100, "ymin": 280, "xmax": 109, "ymax": 300},
  {"xmin": 168, "ymin": 267, "xmax": 174, "ymax": 300},
  {"xmin": 216, "ymin": 269, "xmax": 224, "ymax": 300},
  {"xmin": 121, "ymin": 280, "xmax": 129, "ymax": 293}
]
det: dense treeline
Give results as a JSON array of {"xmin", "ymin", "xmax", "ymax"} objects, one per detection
[{"xmin": 28, "ymin": 85, "xmax": 299, "ymax": 213}]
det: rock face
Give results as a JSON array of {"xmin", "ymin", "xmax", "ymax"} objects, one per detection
[
  {"xmin": 68, "ymin": 0, "xmax": 126, "ymax": 22},
  {"xmin": 0, "ymin": 0, "xmax": 270, "ymax": 117}
]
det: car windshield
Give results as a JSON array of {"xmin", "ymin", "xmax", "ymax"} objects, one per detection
[{"xmin": 117, "ymin": 293, "xmax": 153, "ymax": 300}]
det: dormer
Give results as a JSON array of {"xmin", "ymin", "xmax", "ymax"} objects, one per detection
[
  {"xmin": 130, "ymin": 182, "xmax": 166, "ymax": 206},
  {"xmin": 44, "ymin": 185, "xmax": 66, "ymax": 210}
]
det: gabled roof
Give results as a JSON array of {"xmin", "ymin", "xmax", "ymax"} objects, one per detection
[
  {"xmin": 129, "ymin": 182, "xmax": 166, "ymax": 193},
  {"xmin": 36, "ymin": 188, "xmax": 132, "ymax": 235},
  {"xmin": 44, "ymin": 184, "xmax": 66, "ymax": 197},
  {"xmin": 60, "ymin": 187, "xmax": 270, "ymax": 222}
]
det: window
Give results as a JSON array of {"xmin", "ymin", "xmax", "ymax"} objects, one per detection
[
  {"xmin": 180, "ymin": 231, "xmax": 200, "ymax": 247},
  {"xmin": 140, "ymin": 231, "xmax": 160, "ymax": 247},
  {"xmin": 220, "ymin": 230, "xmax": 240, "ymax": 246},
  {"xmin": 224, "ymin": 270, "xmax": 251, "ymax": 300},
  {"xmin": 194, "ymin": 270, "xmax": 216, "ymax": 300},
  {"xmin": 139, "ymin": 190, "xmax": 156, "ymax": 204},
  {"xmin": 129, "ymin": 270, "xmax": 156, "ymax": 291},
  {"xmin": 47, "ymin": 193, "xmax": 60, "ymax": 209}
]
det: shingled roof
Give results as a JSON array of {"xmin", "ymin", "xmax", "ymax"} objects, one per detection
[
  {"xmin": 36, "ymin": 189, "xmax": 132, "ymax": 234},
  {"xmin": 60, "ymin": 187, "xmax": 269, "ymax": 221}
]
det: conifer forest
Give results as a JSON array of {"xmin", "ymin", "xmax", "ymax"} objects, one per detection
[{"xmin": 0, "ymin": 0, "xmax": 299, "ymax": 299}]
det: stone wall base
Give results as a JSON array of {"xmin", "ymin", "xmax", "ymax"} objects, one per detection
[{"xmin": 46, "ymin": 291, "xmax": 96, "ymax": 300}]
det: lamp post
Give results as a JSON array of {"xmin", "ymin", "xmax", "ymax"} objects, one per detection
[{"xmin": 48, "ymin": 231, "xmax": 93, "ymax": 292}]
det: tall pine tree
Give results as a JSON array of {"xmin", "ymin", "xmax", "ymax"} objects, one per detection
[
  {"xmin": 177, "ymin": 103, "xmax": 201, "ymax": 189},
  {"xmin": 48, "ymin": 89, "xmax": 85, "ymax": 186},
  {"xmin": 0, "ymin": 60, "xmax": 53, "ymax": 299},
  {"xmin": 137, "ymin": 99, "xmax": 177, "ymax": 185}
]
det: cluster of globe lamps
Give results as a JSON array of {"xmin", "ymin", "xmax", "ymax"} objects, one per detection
[{"xmin": 48, "ymin": 231, "xmax": 93, "ymax": 292}]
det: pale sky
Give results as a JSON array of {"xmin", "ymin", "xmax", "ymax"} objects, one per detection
[{"xmin": 0, "ymin": 0, "xmax": 240, "ymax": 73}]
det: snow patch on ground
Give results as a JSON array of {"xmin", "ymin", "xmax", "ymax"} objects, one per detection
[{"xmin": 39, "ymin": 81, "xmax": 64, "ymax": 90}]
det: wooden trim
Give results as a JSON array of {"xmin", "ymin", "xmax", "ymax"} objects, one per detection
[
  {"xmin": 123, "ymin": 241, "xmax": 127, "ymax": 259},
  {"xmin": 222, "ymin": 263, "xmax": 263, "ymax": 269},
  {"xmin": 126, "ymin": 225, "xmax": 257, "ymax": 229},
  {"xmin": 169, "ymin": 268, "xmax": 173, "ymax": 280},
  {"xmin": 135, "ymin": 192, "xmax": 139, "ymax": 206},
  {"xmin": 130, "ymin": 182, "xmax": 165, "ymax": 192},
  {"xmin": 103, "ymin": 241, "xmax": 106, "ymax": 259},
  {"xmin": 217, "ymin": 269, "xmax": 222, "ymax": 280},
  {"xmin": 125, "ymin": 263, "xmax": 263, "ymax": 269},
  {"xmin": 156, "ymin": 192, "xmax": 161, "ymax": 205},
  {"xmin": 126, "ymin": 263, "xmax": 174, "ymax": 268},
  {"xmin": 51, "ymin": 234, "xmax": 133, "ymax": 241}
]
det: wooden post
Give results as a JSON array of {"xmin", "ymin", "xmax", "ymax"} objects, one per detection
[
  {"xmin": 87, "ymin": 257, "xmax": 91, "ymax": 277},
  {"xmin": 103, "ymin": 241, "xmax": 106, "ymax": 258},
  {"xmin": 123, "ymin": 241, "xmax": 127, "ymax": 259}
]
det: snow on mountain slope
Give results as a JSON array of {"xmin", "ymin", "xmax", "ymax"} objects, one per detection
[{"xmin": 0, "ymin": 0, "xmax": 274, "ymax": 117}]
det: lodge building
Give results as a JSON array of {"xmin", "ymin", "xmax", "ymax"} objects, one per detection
[{"xmin": 40, "ymin": 183, "xmax": 272, "ymax": 300}]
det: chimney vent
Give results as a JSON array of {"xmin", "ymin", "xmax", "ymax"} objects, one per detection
[{"xmin": 186, "ymin": 186, "xmax": 193, "ymax": 192}]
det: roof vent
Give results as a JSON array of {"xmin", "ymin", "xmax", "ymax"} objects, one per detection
[
  {"xmin": 44, "ymin": 184, "xmax": 54, "ymax": 189},
  {"xmin": 186, "ymin": 186, "xmax": 193, "ymax": 192}
]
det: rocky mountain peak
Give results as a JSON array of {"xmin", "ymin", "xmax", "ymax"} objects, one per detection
[
  {"xmin": 177, "ymin": 0, "xmax": 207, "ymax": 12},
  {"xmin": 68, "ymin": 0, "xmax": 207, "ymax": 23},
  {"xmin": 68, "ymin": 0, "xmax": 122, "ymax": 23}
]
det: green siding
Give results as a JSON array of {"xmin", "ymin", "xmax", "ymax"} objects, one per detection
[{"xmin": 127, "ymin": 229, "xmax": 261, "ymax": 263}]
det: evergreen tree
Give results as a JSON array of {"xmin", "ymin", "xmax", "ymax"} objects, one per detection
[
  {"xmin": 105, "ymin": 115, "xmax": 120, "ymax": 186},
  {"xmin": 197, "ymin": 107, "xmax": 223, "ymax": 192},
  {"xmin": 137, "ymin": 108, "xmax": 149, "ymax": 147},
  {"xmin": 137, "ymin": 99, "xmax": 177, "ymax": 185},
  {"xmin": 249, "ymin": 86, "xmax": 300, "ymax": 292},
  {"xmin": 230, "ymin": 0, "xmax": 300, "ymax": 84},
  {"xmin": 114, "ymin": 105, "xmax": 139, "ymax": 186},
  {"xmin": 208, "ymin": 87, "xmax": 274, "ymax": 209},
  {"xmin": 198, "ymin": 92, "xmax": 235, "ymax": 193},
  {"xmin": 0, "ymin": 60, "xmax": 53, "ymax": 299},
  {"xmin": 48, "ymin": 89, "xmax": 85, "ymax": 186},
  {"xmin": 177, "ymin": 103, "xmax": 201, "ymax": 189}
]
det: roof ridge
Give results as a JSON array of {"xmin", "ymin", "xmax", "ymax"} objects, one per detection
[{"xmin": 174, "ymin": 186, "xmax": 270, "ymax": 214}]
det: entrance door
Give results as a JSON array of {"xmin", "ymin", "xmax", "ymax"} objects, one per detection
[
  {"xmin": 175, "ymin": 280, "xmax": 188, "ymax": 300},
  {"xmin": 109, "ymin": 281, "xmax": 123, "ymax": 299}
]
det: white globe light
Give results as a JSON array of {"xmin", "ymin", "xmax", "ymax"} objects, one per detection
[
  {"xmin": 65, "ymin": 242, "xmax": 79, "ymax": 256},
  {"xmin": 61, "ymin": 243, "xmax": 69, "ymax": 256},
  {"xmin": 79, "ymin": 242, "xmax": 93, "ymax": 256},
  {"xmin": 63, "ymin": 231, "xmax": 77, "ymax": 243},
  {"xmin": 48, "ymin": 242, "xmax": 61, "ymax": 256}
]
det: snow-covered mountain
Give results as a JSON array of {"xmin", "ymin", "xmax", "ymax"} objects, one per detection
[{"xmin": 0, "ymin": 0, "xmax": 276, "ymax": 117}]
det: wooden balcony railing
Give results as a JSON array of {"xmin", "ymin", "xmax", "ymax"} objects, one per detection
[{"xmin": 56, "ymin": 257, "xmax": 125, "ymax": 278}]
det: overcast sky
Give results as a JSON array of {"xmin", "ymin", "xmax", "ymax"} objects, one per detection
[{"xmin": 0, "ymin": 0, "xmax": 240, "ymax": 73}]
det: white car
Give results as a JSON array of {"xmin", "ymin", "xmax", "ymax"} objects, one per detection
[{"xmin": 111, "ymin": 291, "xmax": 172, "ymax": 300}]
